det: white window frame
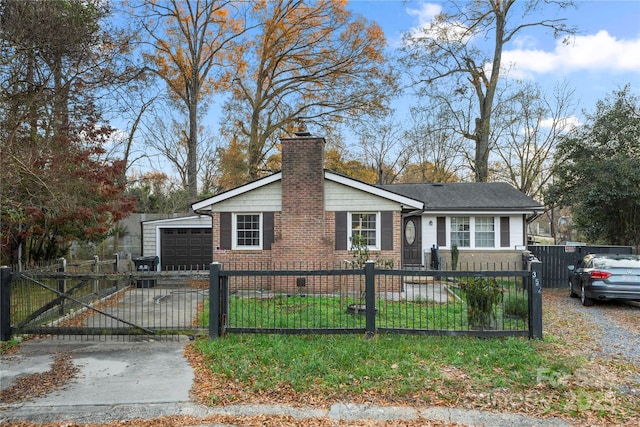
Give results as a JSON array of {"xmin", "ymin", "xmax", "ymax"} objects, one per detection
[
  {"xmin": 474, "ymin": 216, "xmax": 496, "ymax": 248},
  {"xmin": 232, "ymin": 213, "xmax": 262, "ymax": 250},
  {"xmin": 450, "ymin": 216, "xmax": 471, "ymax": 248},
  {"xmin": 348, "ymin": 212, "xmax": 380, "ymax": 250}
]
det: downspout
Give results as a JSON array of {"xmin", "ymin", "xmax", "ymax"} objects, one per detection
[{"xmin": 194, "ymin": 209, "xmax": 215, "ymax": 259}]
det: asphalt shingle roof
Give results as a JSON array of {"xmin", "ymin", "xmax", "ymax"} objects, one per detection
[{"xmin": 378, "ymin": 182, "xmax": 543, "ymax": 211}]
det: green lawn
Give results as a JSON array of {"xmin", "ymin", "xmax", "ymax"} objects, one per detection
[
  {"xmin": 201, "ymin": 291, "xmax": 528, "ymax": 331},
  {"xmin": 192, "ymin": 333, "xmax": 637, "ymax": 423},
  {"xmin": 193, "ymin": 334, "xmax": 570, "ymax": 407}
]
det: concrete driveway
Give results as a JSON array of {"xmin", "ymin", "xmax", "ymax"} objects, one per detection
[{"xmin": 1, "ymin": 336, "xmax": 200, "ymax": 424}]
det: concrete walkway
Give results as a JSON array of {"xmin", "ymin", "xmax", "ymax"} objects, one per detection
[{"xmin": 1, "ymin": 336, "xmax": 570, "ymax": 426}]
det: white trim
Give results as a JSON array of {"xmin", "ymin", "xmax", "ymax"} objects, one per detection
[
  {"xmin": 192, "ymin": 173, "xmax": 282, "ymax": 211},
  {"xmin": 143, "ymin": 215, "xmax": 211, "ymax": 225},
  {"xmin": 474, "ymin": 216, "xmax": 496, "ymax": 248},
  {"xmin": 443, "ymin": 215, "xmax": 517, "ymax": 250},
  {"xmin": 192, "ymin": 171, "xmax": 424, "ymax": 212},
  {"xmin": 326, "ymin": 172, "xmax": 424, "ymax": 209},
  {"xmin": 154, "ymin": 224, "xmax": 211, "ymax": 270},
  {"xmin": 232, "ymin": 213, "xmax": 263, "ymax": 250},
  {"xmin": 426, "ymin": 209, "xmax": 540, "ymax": 216},
  {"xmin": 347, "ymin": 211, "xmax": 381, "ymax": 251}
]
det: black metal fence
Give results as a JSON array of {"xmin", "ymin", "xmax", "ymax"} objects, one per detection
[
  {"xmin": 1, "ymin": 260, "xmax": 543, "ymax": 341},
  {"xmin": 209, "ymin": 261, "xmax": 543, "ymax": 339},
  {"xmin": 1, "ymin": 258, "xmax": 209, "ymax": 340}
]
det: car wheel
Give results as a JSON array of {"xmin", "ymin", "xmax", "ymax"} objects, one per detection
[
  {"xmin": 569, "ymin": 280, "xmax": 578, "ymax": 298},
  {"xmin": 581, "ymin": 284, "xmax": 594, "ymax": 306}
]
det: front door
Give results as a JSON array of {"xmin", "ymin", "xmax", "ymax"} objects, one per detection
[{"xmin": 402, "ymin": 216, "xmax": 422, "ymax": 267}]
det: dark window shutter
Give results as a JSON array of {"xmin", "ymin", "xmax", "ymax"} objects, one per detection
[
  {"xmin": 335, "ymin": 211, "xmax": 347, "ymax": 250},
  {"xmin": 381, "ymin": 211, "xmax": 393, "ymax": 250},
  {"xmin": 437, "ymin": 217, "xmax": 446, "ymax": 247},
  {"xmin": 500, "ymin": 217, "xmax": 510, "ymax": 247},
  {"xmin": 263, "ymin": 212, "xmax": 274, "ymax": 250},
  {"xmin": 220, "ymin": 212, "xmax": 231, "ymax": 250}
]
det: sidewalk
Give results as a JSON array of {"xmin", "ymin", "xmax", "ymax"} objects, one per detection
[{"xmin": 1, "ymin": 336, "xmax": 570, "ymax": 426}]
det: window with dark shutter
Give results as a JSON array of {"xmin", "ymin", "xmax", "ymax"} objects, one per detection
[
  {"xmin": 500, "ymin": 217, "xmax": 510, "ymax": 247},
  {"xmin": 381, "ymin": 211, "xmax": 393, "ymax": 250},
  {"xmin": 335, "ymin": 211, "xmax": 347, "ymax": 250},
  {"xmin": 220, "ymin": 212, "xmax": 231, "ymax": 249},
  {"xmin": 437, "ymin": 217, "xmax": 446, "ymax": 247},
  {"xmin": 263, "ymin": 212, "xmax": 274, "ymax": 250}
]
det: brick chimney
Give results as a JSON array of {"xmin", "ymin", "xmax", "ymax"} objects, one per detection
[
  {"xmin": 281, "ymin": 132, "xmax": 325, "ymax": 217},
  {"xmin": 272, "ymin": 132, "xmax": 333, "ymax": 265}
]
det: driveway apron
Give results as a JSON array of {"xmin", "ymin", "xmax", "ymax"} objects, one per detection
[{"xmin": 1, "ymin": 336, "xmax": 199, "ymax": 424}]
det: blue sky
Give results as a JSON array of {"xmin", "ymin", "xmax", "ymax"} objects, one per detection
[
  {"xmin": 120, "ymin": 1, "xmax": 640, "ymax": 180},
  {"xmin": 348, "ymin": 0, "xmax": 640, "ymax": 115}
]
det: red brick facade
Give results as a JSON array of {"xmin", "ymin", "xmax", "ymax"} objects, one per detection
[
  {"xmin": 209, "ymin": 135, "xmax": 403, "ymax": 293},
  {"xmin": 270, "ymin": 135, "xmax": 334, "ymax": 265}
]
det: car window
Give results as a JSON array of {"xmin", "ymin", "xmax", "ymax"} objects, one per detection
[{"xmin": 597, "ymin": 257, "xmax": 640, "ymax": 269}]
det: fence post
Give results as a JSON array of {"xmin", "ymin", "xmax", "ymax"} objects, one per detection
[
  {"xmin": 209, "ymin": 262, "xmax": 221, "ymax": 338},
  {"xmin": 58, "ymin": 258, "xmax": 66, "ymax": 317},
  {"xmin": 365, "ymin": 260, "xmax": 376, "ymax": 337},
  {"xmin": 1, "ymin": 267, "xmax": 12, "ymax": 341},
  {"xmin": 528, "ymin": 260, "xmax": 543, "ymax": 340},
  {"xmin": 93, "ymin": 255, "xmax": 99, "ymax": 293}
]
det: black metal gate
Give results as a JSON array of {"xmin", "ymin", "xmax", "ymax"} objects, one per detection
[
  {"xmin": 528, "ymin": 245, "xmax": 633, "ymax": 288},
  {"xmin": 1, "ymin": 260, "xmax": 209, "ymax": 339}
]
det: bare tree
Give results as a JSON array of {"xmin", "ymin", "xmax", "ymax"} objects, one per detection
[
  {"xmin": 401, "ymin": 0, "xmax": 575, "ymax": 182},
  {"xmin": 140, "ymin": 111, "xmax": 218, "ymax": 193},
  {"xmin": 400, "ymin": 105, "xmax": 466, "ymax": 183},
  {"xmin": 135, "ymin": 0, "xmax": 249, "ymax": 203},
  {"xmin": 492, "ymin": 81, "xmax": 577, "ymax": 199},
  {"xmin": 353, "ymin": 113, "xmax": 411, "ymax": 184}
]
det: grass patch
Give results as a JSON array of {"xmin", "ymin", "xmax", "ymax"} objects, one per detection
[
  {"xmin": 193, "ymin": 334, "xmax": 569, "ymax": 403},
  {"xmin": 0, "ymin": 337, "xmax": 21, "ymax": 354},
  {"xmin": 199, "ymin": 293, "xmax": 527, "ymax": 331},
  {"xmin": 190, "ymin": 333, "xmax": 639, "ymax": 423}
]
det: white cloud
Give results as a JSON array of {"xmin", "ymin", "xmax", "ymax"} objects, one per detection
[
  {"xmin": 404, "ymin": 2, "xmax": 473, "ymax": 46},
  {"xmin": 540, "ymin": 115, "xmax": 582, "ymax": 132},
  {"xmin": 406, "ymin": 2, "xmax": 441, "ymax": 25},
  {"xmin": 503, "ymin": 30, "xmax": 640, "ymax": 78}
]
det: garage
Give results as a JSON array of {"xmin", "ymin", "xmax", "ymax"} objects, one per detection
[
  {"xmin": 160, "ymin": 227, "xmax": 212, "ymax": 270},
  {"xmin": 141, "ymin": 215, "xmax": 213, "ymax": 271}
]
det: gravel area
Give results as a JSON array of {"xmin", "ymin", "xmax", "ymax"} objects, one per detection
[
  {"xmin": 546, "ymin": 289, "xmax": 640, "ymax": 365},
  {"xmin": 563, "ymin": 295, "xmax": 640, "ymax": 365},
  {"xmin": 544, "ymin": 288, "xmax": 640, "ymax": 398}
]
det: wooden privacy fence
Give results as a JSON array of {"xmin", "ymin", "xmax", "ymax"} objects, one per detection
[{"xmin": 528, "ymin": 245, "xmax": 634, "ymax": 288}]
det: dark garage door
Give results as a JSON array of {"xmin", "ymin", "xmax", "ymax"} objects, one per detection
[{"xmin": 161, "ymin": 228, "xmax": 212, "ymax": 270}]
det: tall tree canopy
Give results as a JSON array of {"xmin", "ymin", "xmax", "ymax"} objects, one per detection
[
  {"xmin": 136, "ymin": 0, "xmax": 248, "ymax": 203},
  {"xmin": 545, "ymin": 86, "xmax": 640, "ymax": 251},
  {"xmin": 401, "ymin": 0, "xmax": 574, "ymax": 182},
  {"xmin": 0, "ymin": 0, "xmax": 135, "ymax": 264},
  {"xmin": 221, "ymin": 0, "xmax": 395, "ymax": 182}
]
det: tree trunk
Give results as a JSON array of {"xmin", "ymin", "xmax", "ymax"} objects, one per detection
[
  {"xmin": 473, "ymin": 2, "xmax": 507, "ymax": 182},
  {"xmin": 248, "ymin": 108, "xmax": 262, "ymax": 181},
  {"xmin": 188, "ymin": 94, "xmax": 198, "ymax": 205}
]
